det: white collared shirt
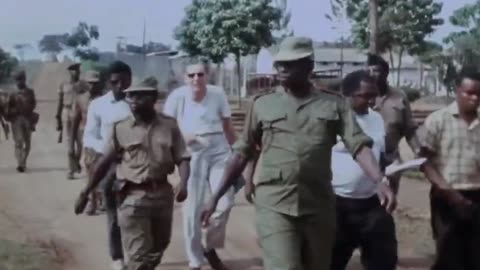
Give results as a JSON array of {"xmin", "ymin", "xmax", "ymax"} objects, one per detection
[
  {"xmin": 82, "ymin": 91, "xmax": 132, "ymax": 154},
  {"xmin": 331, "ymin": 109, "xmax": 386, "ymax": 199}
]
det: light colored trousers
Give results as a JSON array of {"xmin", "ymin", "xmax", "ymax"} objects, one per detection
[{"xmin": 183, "ymin": 133, "xmax": 234, "ymax": 268}]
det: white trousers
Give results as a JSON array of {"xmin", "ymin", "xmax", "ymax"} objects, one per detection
[{"xmin": 183, "ymin": 133, "xmax": 235, "ymax": 268}]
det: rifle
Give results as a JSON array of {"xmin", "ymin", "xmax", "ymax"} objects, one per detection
[{"xmin": 56, "ymin": 116, "xmax": 63, "ymax": 143}]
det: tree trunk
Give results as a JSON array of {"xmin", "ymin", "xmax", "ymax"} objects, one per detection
[
  {"xmin": 418, "ymin": 61, "xmax": 424, "ymax": 92},
  {"xmin": 389, "ymin": 49, "xmax": 394, "ymax": 83},
  {"xmin": 368, "ymin": 0, "xmax": 379, "ymax": 54},
  {"xmin": 216, "ymin": 63, "xmax": 223, "ymax": 86},
  {"xmin": 235, "ymin": 54, "xmax": 242, "ymax": 108},
  {"xmin": 396, "ymin": 48, "xmax": 404, "ymax": 87}
]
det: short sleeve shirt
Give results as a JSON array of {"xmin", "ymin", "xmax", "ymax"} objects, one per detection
[
  {"xmin": 233, "ymin": 86, "xmax": 373, "ymax": 217},
  {"xmin": 110, "ymin": 114, "xmax": 190, "ymax": 184},
  {"xmin": 419, "ymin": 102, "xmax": 480, "ymax": 190},
  {"xmin": 163, "ymin": 85, "xmax": 231, "ymax": 135}
]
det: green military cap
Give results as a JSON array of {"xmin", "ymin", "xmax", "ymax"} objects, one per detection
[
  {"xmin": 67, "ymin": 63, "xmax": 81, "ymax": 70},
  {"xmin": 84, "ymin": 70, "xmax": 100, "ymax": 83},
  {"xmin": 273, "ymin": 36, "xmax": 314, "ymax": 62},
  {"xmin": 14, "ymin": 70, "xmax": 26, "ymax": 80},
  {"xmin": 124, "ymin": 81, "xmax": 157, "ymax": 93}
]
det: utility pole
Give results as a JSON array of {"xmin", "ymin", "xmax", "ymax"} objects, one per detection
[
  {"xmin": 368, "ymin": 0, "xmax": 379, "ymax": 54},
  {"xmin": 142, "ymin": 18, "xmax": 146, "ymax": 62}
]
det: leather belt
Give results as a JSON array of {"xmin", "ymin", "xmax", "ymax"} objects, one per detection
[{"xmin": 124, "ymin": 177, "xmax": 168, "ymax": 192}]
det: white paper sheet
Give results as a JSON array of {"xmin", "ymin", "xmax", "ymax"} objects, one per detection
[{"xmin": 385, "ymin": 158, "xmax": 427, "ymax": 176}]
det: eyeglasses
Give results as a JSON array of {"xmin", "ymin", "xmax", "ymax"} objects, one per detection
[{"xmin": 187, "ymin": 72, "xmax": 205, "ymax": 78}]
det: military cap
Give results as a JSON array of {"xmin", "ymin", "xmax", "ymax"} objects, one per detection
[
  {"xmin": 124, "ymin": 81, "xmax": 157, "ymax": 93},
  {"xmin": 84, "ymin": 70, "xmax": 100, "ymax": 83},
  {"xmin": 273, "ymin": 36, "xmax": 314, "ymax": 62},
  {"xmin": 14, "ymin": 70, "xmax": 26, "ymax": 80},
  {"xmin": 67, "ymin": 63, "xmax": 81, "ymax": 70}
]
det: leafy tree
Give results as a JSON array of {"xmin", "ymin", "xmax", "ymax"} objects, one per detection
[
  {"xmin": 38, "ymin": 34, "xmax": 68, "ymax": 61},
  {"xmin": 64, "ymin": 22, "xmax": 100, "ymax": 61},
  {"xmin": 443, "ymin": 2, "xmax": 480, "ymax": 69},
  {"xmin": 13, "ymin": 43, "xmax": 32, "ymax": 62},
  {"xmin": 272, "ymin": 0, "xmax": 293, "ymax": 40},
  {"xmin": 0, "ymin": 47, "xmax": 18, "ymax": 83},
  {"xmin": 342, "ymin": 0, "xmax": 443, "ymax": 86},
  {"xmin": 175, "ymin": 0, "xmax": 282, "ymax": 102}
]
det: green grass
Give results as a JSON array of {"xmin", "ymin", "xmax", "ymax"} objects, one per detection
[{"xmin": 0, "ymin": 239, "xmax": 60, "ymax": 270}]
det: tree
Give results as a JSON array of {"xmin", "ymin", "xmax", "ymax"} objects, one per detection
[
  {"xmin": 175, "ymin": 0, "xmax": 282, "ymax": 103},
  {"xmin": 343, "ymin": 0, "xmax": 443, "ymax": 86},
  {"xmin": 272, "ymin": 0, "xmax": 293, "ymax": 40},
  {"xmin": 368, "ymin": 0, "xmax": 378, "ymax": 53},
  {"xmin": 443, "ymin": 2, "xmax": 480, "ymax": 69},
  {"xmin": 38, "ymin": 34, "xmax": 68, "ymax": 61},
  {"xmin": 13, "ymin": 43, "xmax": 32, "ymax": 62},
  {"xmin": 0, "ymin": 47, "xmax": 18, "ymax": 83},
  {"xmin": 64, "ymin": 22, "xmax": 100, "ymax": 61}
]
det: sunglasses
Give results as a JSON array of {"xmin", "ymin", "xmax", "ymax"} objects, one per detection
[{"xmin": 187, "ymin": 72, "xmax": 205, "ymax": 78}]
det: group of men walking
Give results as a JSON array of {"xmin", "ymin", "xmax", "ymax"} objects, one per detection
[{"xmin": 2, "ymin": 35, "xmax": 480, "ymax": 270}]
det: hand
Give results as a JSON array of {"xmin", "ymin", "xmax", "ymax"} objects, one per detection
[
  {"xmin": 200, "ymin": 198, "xmax": 218, "ymax": 227},
  {"xmin": 377, "ymin": 181, "xmax": 397, "ymax": 213},
  {"xmin": 442, "ymin": 189, "xmax": 473, "ymax": 219},
  {"xmin": 244, "ymin": 180, "xmax": 255, "ymax": 204},
  {"xmin": 74, "ymin": 190, "xmax": 89, "ymax": 215},
  {"xmin": 174, "ymin": 181, "xmax": 188, "ymax": 203},
  {"xmin": 184, "ymin": 134, "xmax": 197, "ymax": 145}
]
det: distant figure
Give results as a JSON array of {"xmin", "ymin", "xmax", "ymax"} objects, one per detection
[
  {"xmin": 0, "ymin": 89, "xmax": 10, "ymax": 141},
  {"xmin": 5, "ymin": 71, "xmax": 37, "ymax": 172},
  {"xmin": 56, "ymin": 63, "xmax": 89, "ymax": 179},
  {"xmin": 71, "ymin": 70, "xmax": 104, "ymax": 215}
]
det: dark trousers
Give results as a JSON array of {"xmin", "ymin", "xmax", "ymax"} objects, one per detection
[
  {"xmin": 430, "ymin": 188, "xmax": 480, "ymax": 270},
  {"xmin": 102, "ymin": 165, "xmax": 123, "ymax": 261},
  {"xmin": 330, "ymin": 195, "xmax": 397, "ymax": 270}
]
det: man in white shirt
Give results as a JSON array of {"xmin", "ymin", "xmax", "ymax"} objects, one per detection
[
  {"xmin": 82, "ymin": 61, "xmax": 132, "ymax": 270},
  {"xmin": 163, "ymin": 59, "xmax": 236, "ymax": 270},
  {"xmin": 330, "ymin": 70, "xmax": 397, "ymax": 270}
]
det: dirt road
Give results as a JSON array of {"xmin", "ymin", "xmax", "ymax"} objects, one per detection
[{"xmin": 0, "ymin": 99, "xmax": 433, "ymax": 270}]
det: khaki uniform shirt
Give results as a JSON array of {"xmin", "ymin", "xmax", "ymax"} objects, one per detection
[
  {"xmin": 110, "ymin": 114, "xmax": 190, "ymax": 184},
  {"xmin": 59, "ymin": 80, "xmax": 89, "ymax": 108},
  {"xmin": 72, "ymin": 92, "xmax": 100, "ymax": 131},
  {"xmin": 7, "ymin": 87, "xmax": 36, "ymax": 118},
  {"xmin": 420, "ymin": 102, "xmax": 480, "ymax": 190},
  {"xmin": 373, "ymin": 87, "xmax": 418, "ymax": 162},
  {"xmin": 234, "ymin": 86, "xmax": 372, "ymax": 217}
]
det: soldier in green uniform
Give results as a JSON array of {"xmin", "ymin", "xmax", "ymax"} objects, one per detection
[
  {"xmin": 75, "ymin": 81, "xmax": 190, "ymax": 270},
  {"xmin": 56, "ymin": 63, "xmax": 89, "ymax": 179},
  {"xmin": 201, "ymin": 37, "xmax": 395, "ymax": 270},
  {"xmin": 6, "ymin": 71, "xmax": 37, "ymax": 172}
]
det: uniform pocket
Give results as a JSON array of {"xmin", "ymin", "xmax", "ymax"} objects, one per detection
[
  {"xmin": 310, "ymin": 110, "xmax": 339, "ymax": 144},
  {"xmin": 256, "ymin": 166, "xmax": 282, "ymax": 185}
]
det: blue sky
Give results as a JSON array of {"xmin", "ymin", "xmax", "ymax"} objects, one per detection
[{"xmin": 0, "ymin": 0, "xmax": 475, "ymax": 59}]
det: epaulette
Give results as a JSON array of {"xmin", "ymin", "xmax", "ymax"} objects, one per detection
[
  {"xmin": 252, "ymin": 89, "xmax": 276, "ymax": 101},
  {"xmin": 318, "ymin": 87, "xmax": 344, "ymax": 98}
]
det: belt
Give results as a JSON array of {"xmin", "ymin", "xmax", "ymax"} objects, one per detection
[
  {"xmin": 63, "ymin": 105, "xmax": 72, "ymax": 109},
  {"xmin": 123, "ymin": 177, "xmax": 168, "ymax": 192},
  {"xmin": 196, "ymin": 131, "xmax": 223, "ymax": 137}
]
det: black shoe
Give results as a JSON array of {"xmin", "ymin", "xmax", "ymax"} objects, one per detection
[
  {"xmin": 204, "ymin": 249, "xmax": 229, "ymax": 270},
  {"xmin": 17, "ymin": 166, "xmax": 25, "ymax": 173}
]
